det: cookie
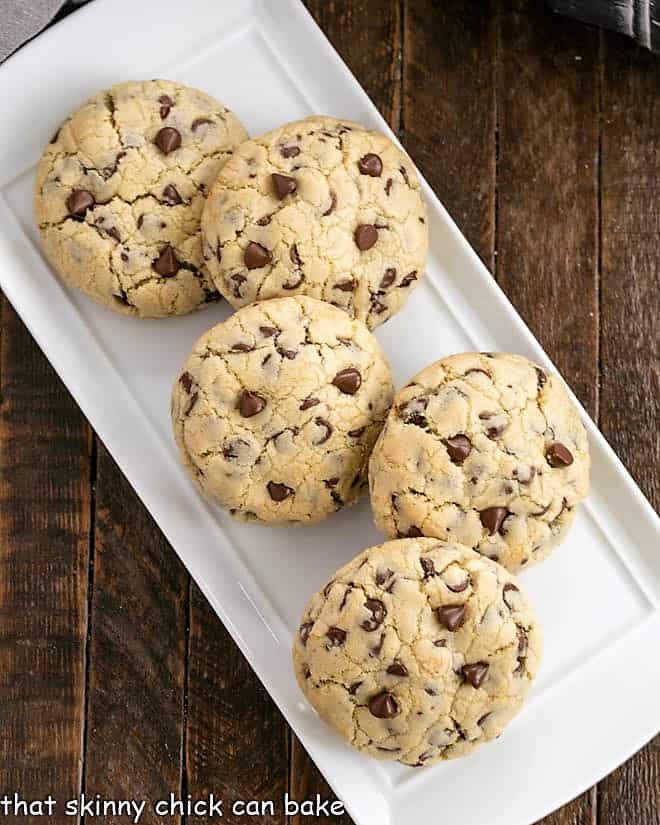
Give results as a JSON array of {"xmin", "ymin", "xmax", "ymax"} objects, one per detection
[
  {"xmin": 35, "ymin": 80, "xmax": 248, "ymax": 317},
  {"xmin": 369, "ymin": 352, "xmax": 590, "ymax": 571},
  {"xmin": 171, "ymin": 296, "xmax": 394, "ymax": 525},
  {"xmin": 201, "ymin": 115, "xmax": 428, "ymax": 329},
  {"xmin": 293, "ymin": 537, "xmax": 541, "ymax": 766}
]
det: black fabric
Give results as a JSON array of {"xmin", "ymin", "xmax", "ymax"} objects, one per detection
[{"xmin": 547, "ymin": 0, "xmax": 660, "ymax": 51}]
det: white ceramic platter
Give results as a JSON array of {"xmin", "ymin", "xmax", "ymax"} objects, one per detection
[{"xmin": 0, "ymin": 1, "xmax": 658, "ymax": 823}]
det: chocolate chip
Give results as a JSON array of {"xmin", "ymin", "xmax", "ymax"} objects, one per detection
[
  {"xmin": 299, "ymin": 622, "xmax": 313, "ymax": 645},
  {"xmin": 314, "ymin": 418, "xmax": 333, "ymax": 444},
  {"xmin": 437, "ymin": 604, "xmax": 467, "ymax": 631},
  {"xmin": 105, "ymin": 227, "xmax": 120, "ymax": 242},
  {"xmin": 244, "ymin": 242, "xmax": 272, "ymax": 269},
  {"xmin": 502, "ymin": 582, "xmax": 519, "ymax": 610},
  {"xmin": 478, "ymin": 712, "xmax": 492, "ymax": 726},
  {"xmin": 158, "ymin": 94, "xmax": 173, "ymax": 119},
  {"xmin": 361, "ymin": 599, "xmax": 386, "ymax": 631},
  {"xmin": 518, "ymin": 627, "xmax": 528, "ymax": 657},
  {"xmin": 420, "ymin": 557, "xmax": 436, "ymax": 578},
  {"xmin": 546, "ymin": 442, "xmax": 574, "ymax": 467},
  {"xmin": 399, "ymin": 271, "xmax": 418, "ymax": 288},
  {"xmin": 375, "ymin": 568, "xmax": 394, "ymax": 586},
  {"xmin": 238, "ymin": 390, "xmax": 267, "ymax": 418},
  {"xmin": 358, "ymin": 153, "xmax": 383, "ymax": 176},
  {"xmin": 371, "ymin": 632, "xmax": 386, "ymax": 656},
  {"xmin": 433, "ymin": 639, "xmax": 447, "ymax": 648},
  {"xmin": 464, "ymin": 367, "xmax": 491, "ymax": 379},
  {"xmin": 152, "ymin": 245, "xmax": 180, "ymax": 277},
  {"xmin": 348, "ymin": 681, "xmax": 362, "ymax": 695},
  {"xmin": 326, "ymin": 626, "xmax": 347, "ymax": 647},
  {"xmin": 283, "ymin": 272, "xmax": 304, "ymax": 290},
  {"xmin": 400, "ymin": 165, "xmax": 410, "ymax": 186},
  {"xmin": 259, "ymin": 326, "xmax": 278, "ymax": 337},
  {"xmin": 161, "ymin": 184, "xmax": 182, "ymax": 205},
  {"xmin": 380, "ymin": 268, "xmax": 396, "ymax": 289},
  {"xmin": 444, "ymin": 434, "xmax": 471, "ymax": 464},
  {"xmin": 462, "ymin": 662, "xmax": 489, "ymax": 688},
  {"xmin": 66, "ymin": 189, "xmax": 95, "ymax": 218},
  {"xmin": 354, "ymin": 224, "xmax": 378, "ymax": 251},
  {"xmin": 386, "ymin": 661, "xmax": 408, "ymax": 677},
  {"xmin": 322, "ymin": 191, "xmax": 337, "ymax": 216},
  {"xmin": 271, "ymin": 173, "xmax": 297, "ymax": 199},
  {"xmin": 180, "ymin": 372, "xmax": 194, "ymax": 393},
  {"xmin": 445, "ymin": 573, "xmax": 470, "ymax": 593},
  {"xmin": 332, "ymin": 368, "xmax": 361, "ymax": 395},
  {"xmin": 348, "ymin": 426, "xmax": 365, "ymax": 438},
  {"xmin": 536, "ymin": 367, "xmax": 547, "ymax": 389},
  {"xmin": 405, "ymin": 526, "xmax": 423, "ymax": 538},
  {"xmin": 480, "ymin": 506, "xmax": 509, "ymax": 535},
  {"xmin": 324, "ymin": 477, "xmax": 339, "ymax": 488},
  {"xmin": 229, "ymin": 273, "xmax": 247, "ymax": 298},
  {"xmin": 289, "ymin": 244, "xmax": 302, "ymax": 267},
  {"xmin": 230, "ymin": 342, "xmax": 254, "ymax": 352},
  {"xmin": 385, "ymin": 177, "xmax": 393, "ymax": 195},
  {"xmin": 513, "ymin": 465, "xmax": 536, "ymax": 484},
  {"xmin": 339, "ymin": 587, "xmax": 352, "ymax": 611},
  {"xmin": 154, "ymin": 126, "xmax": 181, "ymax": 154},
  {"xmin": 280, "ymin": 144, "xmax": 300, "ymax": 158},
  {"xmin": 368, "ymin": 691, "xmax": 398, "ymax": 718},
  {"xmin": 191, "ymin": 117, "xmax": 213, "ymax": 131},
  {"xmin": 300, "ymin": 396, "xmax": 320, "ymax": 411},
  {"xmin": 267, "ymin": 481, "xmax": 293, "ymax": 502},
  {"xmin": 334, "ymin": 278, "xmax": 356, "ymax": 292}
]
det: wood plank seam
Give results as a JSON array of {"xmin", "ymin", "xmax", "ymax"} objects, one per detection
[
  {"xmin": 179, "ymin": 576, "xmax": 192, "ymax": 825},
  {"xmin": 78, "ymin": 434, "xmax": 97, "ymax": 825}
]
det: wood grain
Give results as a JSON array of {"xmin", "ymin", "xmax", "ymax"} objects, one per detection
[
  {"xmin": 186, "ymin": 584, "xmax": 288, "ymax": 824},
  {"xmin": 82, "ymin": 445, "xmax": 187, "ymax": 824},
  {"xmin": 403, "ymin": 0, "xmax": 497, "ymax": 268},
  {"xmin": 597, "ymin": 27, "xmax": 660, "ymax": 825},
  {"xmin": 0, "ymin": 300, "xmax": 91, "ymax": 823},
  {"xmin": 497, "ymin": 0, "xmax": 600, "ymax": 417}
]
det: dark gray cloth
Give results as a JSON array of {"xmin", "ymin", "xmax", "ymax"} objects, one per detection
[
  {"xmin": 548, "ymin": 0, "xmax": 660, "ymax": 51},
  {"xmin": 0, "ymin": 0, "xmax": 83, "ymax": 63}
]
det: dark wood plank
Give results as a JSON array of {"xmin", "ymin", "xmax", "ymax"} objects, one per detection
[
  {"xmin": 403, "ymin": 0, "xmax": 497, "ymax": 268},
  {"xmin": 597, "ymin": 28, "xmax": 660, "ymax": 825},
  {"xmin": 497, "ymin": 4, "xmax": 600, "ymax": 824},
  {"xmin": 82, "ymin": 444, "xmax": 187, "ymax": 824},
  {"xmin": 186, "ymin": 584, "xmax": 288, "ymax": 824},
  {"xmin": 497, "ymin": 0, "xmax": 600, "ymax": 417},
  {"xmin": 305, "ymin": 0, "xmax": 401, "ymax": 127},
  {"xmin": 288, "ymin": 3, "xmax": 402, "ymax": 820},
  {"xmin": 0, "ymin": 299, "xmax": 91, "ymax": 823}
]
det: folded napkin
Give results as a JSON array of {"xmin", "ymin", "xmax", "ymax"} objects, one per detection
[
  {"xmin": 1, "ymin": 0, "xmax": 657, "ymax": 67},
  {"xmin": 548, "ymin": 0, "xmax": 660, "ymax": 51},
  {"xmin": 0, "ymin": 0, "xmax": 83, "ymax": 63}
]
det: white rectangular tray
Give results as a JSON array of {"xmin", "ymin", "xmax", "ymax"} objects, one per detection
[{"xmin": 1, "ymin": 2, "xmax": 658, "ymax": 824}]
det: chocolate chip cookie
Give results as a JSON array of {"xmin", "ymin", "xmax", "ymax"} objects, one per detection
[
  {"xmin": 293, "ymin": 537, "xmax": 541, "ymax": 766},
  {"xmin": 369, "ymin": 353, "xmax": 590, "ymax": 571},
  {"xmin": 171, "ymin": 296, "xmax": 394, "ymax": 525},
  {"xmin": 201, "ymin": 115, "xmax": 428, "ymax": 329},
  {"xmin": 35, "ymin": 80, "xmax": 248, "ymax": 317}
]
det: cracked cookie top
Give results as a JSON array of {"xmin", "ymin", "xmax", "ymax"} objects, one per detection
[
  {"xmin": 201, "ymin": 115, "xmax": 428, "ymax": 329},
  {"xmin": 171, "ymin": 296, "xmax": 394, "ymax": 525},
  {"xmin": 293, "ymin": 537, "xmax": 541, "ymax": 766},
  {"xmin": 34, "ymin": 80, "xmax": 248, "ymax": 317},
  {"xmin": 369, "ymin": 352, "xmax": 590, "ymax": 571}
]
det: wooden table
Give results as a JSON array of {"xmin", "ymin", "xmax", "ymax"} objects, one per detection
[{"xmin": 1, "ymin": 2, "xmax": 658, "ymax": 823}]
